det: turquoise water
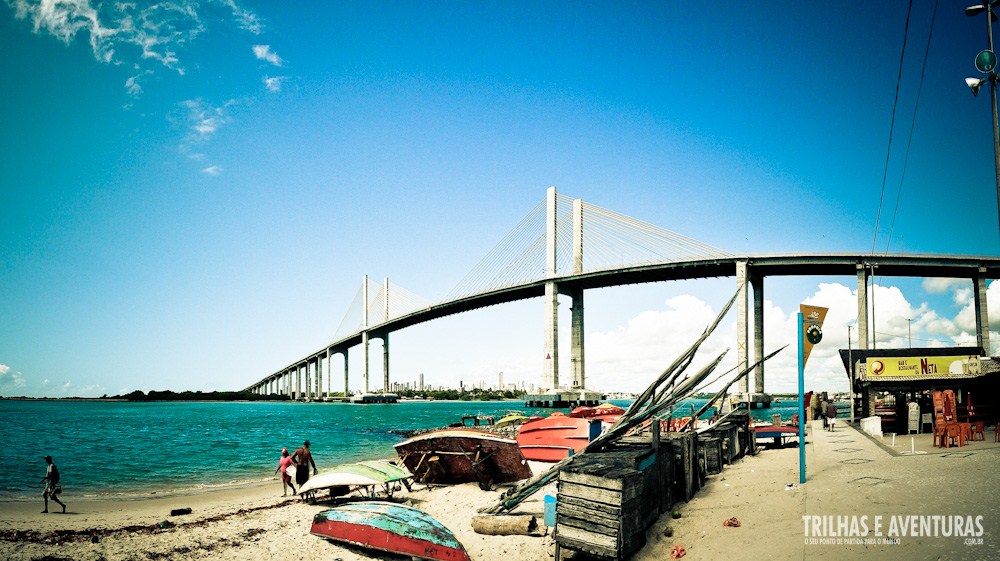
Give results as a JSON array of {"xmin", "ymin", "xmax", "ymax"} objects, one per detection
[{"xmin": 0, "ymin": 398, "xmax": 803, "ymax": 501}]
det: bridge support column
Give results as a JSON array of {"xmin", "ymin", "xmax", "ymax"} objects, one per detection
[
  {"xmin": 736, "ymin": 260, "xmax": 749, "ymax": 394},
  {"xmin": 570, "ymin": 289, "xmax": 584, "ymax": 390},
  {"xmin": 856, "ymin": 265, "xmax": 869, "ymax": 350},
  {"xmin": 544, "ymin": 282, "xmax": 559, "ymax": 390},
  {"xmin": 974, "ymin": 267, "xmax": 991, "ymax": 355},
  {"xmin": 363, "ymin": 332, "xmax": 370, "ymax": 393},
  {"xmin": 570, "ymin": 198, "xmax": 585, "ymax": 390},
  {"xmin": 343, "ymin": 349, "xmax": 350, "ymax": 397},
  {"xmin": 752, "ymin": 272, "xmax": 765, "ymax": 394},
  {"xmin": 315, "ymin": 357, "xmax": 322, "ymax": 399},
  {"xmin": 306, "ymin": 361, "xmax": 313, "ymax": 401},
  {"xmin": 383, "ymin": 334, "xmax": 390, "ymax": 392},
  {"xmin": 325, "ymin": 349, "xmax": 331, "ymax": 399},
  {"xmin": 363, "ymin": 275, "xmax": 370, "ymax": 393},
  {"xmin": 543, "ymin": 186, "xmax": 559, "ymax": 390}
]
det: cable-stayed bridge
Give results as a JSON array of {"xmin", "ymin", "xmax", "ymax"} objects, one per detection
[{"xmin": 243, "ymin": 187, "xmax": 1000, "ymax": 404}]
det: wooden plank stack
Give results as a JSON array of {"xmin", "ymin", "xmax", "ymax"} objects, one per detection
[{"xmin": 556, "ymin": 449, "xmax": 651, "ymax": 560}]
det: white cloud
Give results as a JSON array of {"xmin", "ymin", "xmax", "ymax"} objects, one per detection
[
  {"xmin": 923, "ymin": 277, "xmax": 967, "ymax": 294},
  {"xmin": 583, "ymin": 279, "xmax": 998, "ymax": 395},
  {"xmin": 7, "ymin": 0, "xmax": 263, "ymax": 86},
  {"xmin": 587, "ymin": 294, "xmax": 733, "ymax": 393},
  {"xmin": 222, "ymin": 0, "xmax": 262, "ymax": 34},
  {"xmin": 180, "ymin": 98, "xmax": 231, "ymax": 146},
  {"xmin": 253, "ymin": 44, "xmax": 282, "ymax": 66},
  {"xmin": 263, "ymin": 75, "xmax": 285, "ymax": 92},
  {"xmin": 0, "ymin": 364, "xmax": 27, "ymax": 391},
  {"xmin": 202, "ymin": 165, "xmax": 223, "ymax": 176}
]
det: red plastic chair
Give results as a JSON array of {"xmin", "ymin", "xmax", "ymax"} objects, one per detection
[
  {"xmin": 970, "ymin": 421, "xmax": 986, "ymax": 442},
  {"xmin": 943, "ymin": 423, "xmax": 964, "ymax": 448},
  {"xmin": 933, "ymin": 421, "xmax": 948, "ymax": 447}
]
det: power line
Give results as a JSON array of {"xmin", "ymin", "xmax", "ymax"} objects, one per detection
[
  {"xmin": 885, "ymin": 0, "xmax": 939, "ymax": 254},
  {"xmin": 872, "ymin": 0, "xmax": 915, "ymax": 254}
]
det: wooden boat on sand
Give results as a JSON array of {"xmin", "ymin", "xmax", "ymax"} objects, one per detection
[
  {"xmin": 568, "ymin": 402, "xmax": 625, "ymax": 419},
  {"xmin": 516, "ymin": 413, "xmax": 601, "ymax": 462},
  {"xmin": 298, "ymin": 460, "xmax": 413, "ymax": 501},
  {"xmin": 311, "ymin": 501, "xmax": 471, "ymax": 561},
  {"xmin": 394, "ymin": 428, "xmax": 532, "ymax": 490},
  {"xmin": 495, "ymin": 411, "xmax": 530, "ymax": 428}
]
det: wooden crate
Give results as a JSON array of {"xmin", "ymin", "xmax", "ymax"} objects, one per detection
[
  {"xmin": 663, "ymin": 431, "xmax": 698, "ymax": 502},
  {"xmin": 556, "ymin": 453, "xmax": 648, "ymax": 560},
  {"xmin": 699, "ymin": 437, "xmax": 723, "ymax": 475},
  {"xmin": 603, "ymin": 434, "xmax": 670, "ymax": 518}
]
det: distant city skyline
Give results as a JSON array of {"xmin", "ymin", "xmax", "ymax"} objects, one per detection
[{"xmin": 1, "ymin": 1, "xmax": 998, "ymax": 398}]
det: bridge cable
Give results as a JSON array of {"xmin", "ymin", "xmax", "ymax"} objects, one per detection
[{"xmin": 871, "ymin": 0, "xmax": 914, "ymax": 255}]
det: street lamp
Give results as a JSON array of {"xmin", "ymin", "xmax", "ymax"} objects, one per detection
[
  {"xmin": 965, "ymin": 1, "xmax": 1000, "ymax": 237},
  {"xmin": 906, "ymin": 317, "xmax": 912, "ymax": 348}
]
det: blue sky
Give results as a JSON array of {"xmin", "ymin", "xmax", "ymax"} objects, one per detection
[{"xmin": 1, "ymin": 0, "xmax": 998, "ymax": 397}]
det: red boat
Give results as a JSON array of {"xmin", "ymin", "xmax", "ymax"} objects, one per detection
[
  {"xmin": 311, "ymin": 502, "xmax": 471, "ymax": 561},
  {"xmin": 568, "ymin": 402, "xmax": 625, "ymax": 425},
  {"xmin": 754, "ymin": 424, "xmax": 800, "ymax": 446},
  {"xmin": 394, "ymin": 428, "xmax": 532, "ymax": 489},
  {"xmin": 516, "ymin": 413, "xmax": 602, "ymax": 462}
]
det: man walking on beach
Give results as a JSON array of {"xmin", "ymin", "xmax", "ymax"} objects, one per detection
[
  {"xmin": 825, "ymin": 400, "xmax": 837, "ymax": 432},
  {"xmin": 291, "ymin": 440, "xmax": 318, "ymax": 488},
  {"xmin": 40, "ymin": 455, "xmax": 66, "ymax": 513}
]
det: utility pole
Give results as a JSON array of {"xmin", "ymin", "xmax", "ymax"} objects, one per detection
[{"xmin": 965, "ymin": 1, "xmax": 1000, "ymax": 237}]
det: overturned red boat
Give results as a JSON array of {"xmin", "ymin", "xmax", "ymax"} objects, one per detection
[
  {"xmin": 516, "ymin": 413, "xmax": 603, "ymax": 462},
  {"xmin": 311, "ymin": 502, "xmax": 471, "ymax": 561}
]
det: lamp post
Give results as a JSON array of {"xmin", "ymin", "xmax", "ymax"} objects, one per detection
[
  {"xmin": 906, "ymin": 317, "xmax": 912, "ymax": 348},
  {"xmin": 965, "ymin": 1, "xmax": 1000, "ymax": 237},
  {"xmin": 848, "ymin": 322, "xmax": 855, "ymax": 424}
]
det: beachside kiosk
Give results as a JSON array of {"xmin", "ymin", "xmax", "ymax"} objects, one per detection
[{"xmin": 839, "ymin": 347, "xmax": 999, "ymax": 437}]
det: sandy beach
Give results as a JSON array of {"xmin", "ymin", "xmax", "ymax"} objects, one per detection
[{"xmin": 3, "ymin": 422, "xmax": 999, "ymax": 560}]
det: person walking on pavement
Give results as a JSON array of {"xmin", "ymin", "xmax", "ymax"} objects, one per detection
[{"xmin": 825, "ymin": 400, "xmax": 838, "ymax": 432}]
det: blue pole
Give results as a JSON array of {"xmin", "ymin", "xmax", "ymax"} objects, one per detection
[{"xmin": 798, "ymin": 312, "xmax": 806, "ymax": 484}]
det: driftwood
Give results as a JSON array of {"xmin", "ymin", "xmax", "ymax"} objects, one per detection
[{"xmin": 471, "ymin": 514, "xmax": 540, "ymax": 535}]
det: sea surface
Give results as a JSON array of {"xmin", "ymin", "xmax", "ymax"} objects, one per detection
[{"xmin": 0, "ymin": 398, "xmax": 804, "ymax": 501}]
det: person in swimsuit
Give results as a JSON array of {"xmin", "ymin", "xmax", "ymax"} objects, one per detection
[{"xmin": 274, "ymin": 448, "xmax": 296, "ymax": 496}]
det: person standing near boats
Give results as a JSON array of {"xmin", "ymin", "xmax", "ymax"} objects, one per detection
[
  {"xmin": 290, "ymin": 440, "xmax": 318, "ymax": 488},
  {"xmin": 40, "ymin": 455, "xmax": 66, "ymax": 514},
  {"xmin": 274, "ymin": 448, "xmax": 296, "ymax": 496}
]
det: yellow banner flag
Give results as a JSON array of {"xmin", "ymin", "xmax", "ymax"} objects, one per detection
[{"xmin": 800, "ymin": 304, "xmax": 828, "ymax": 368}]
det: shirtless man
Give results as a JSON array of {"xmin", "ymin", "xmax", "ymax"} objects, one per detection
[{"xmin": 290, "ymin": 440, "xmax": 318, "ymax": 488}]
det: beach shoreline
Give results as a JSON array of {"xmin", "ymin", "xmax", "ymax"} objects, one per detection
[{"xmin": 6, "ymin": 422, "xmax": 997, "ymax": 561}]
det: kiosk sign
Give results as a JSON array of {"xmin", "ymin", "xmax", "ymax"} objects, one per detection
[{"xmin": 864, "ymin": 355, "xmax": 982, "ymax": 380}]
